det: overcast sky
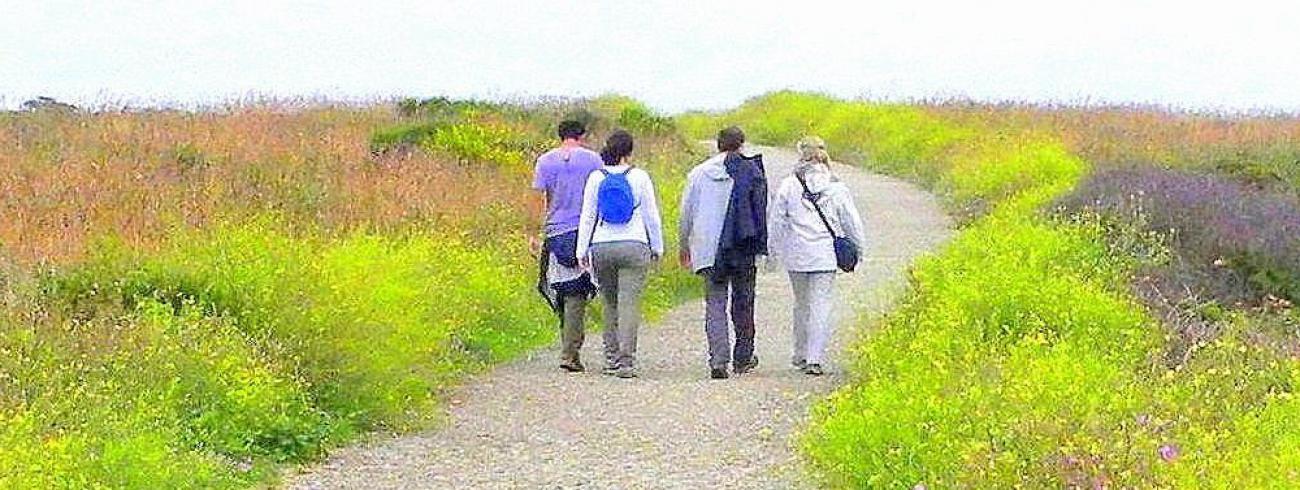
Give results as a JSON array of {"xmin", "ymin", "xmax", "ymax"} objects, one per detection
[{"xmin": 3, "ymin": 0, "xmax": 1299, "ymax": 113}]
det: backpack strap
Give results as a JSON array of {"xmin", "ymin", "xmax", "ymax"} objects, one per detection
[{"xmin": 796, "ymin": 172, "xmax": 840, "ymax": 239}]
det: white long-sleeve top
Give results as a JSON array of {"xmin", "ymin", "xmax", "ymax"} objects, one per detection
[
  {"xmin": 769, "ymin": 164, "xmax": 867, "ymax": 272},
  {"xmin": 576, "ymin": 164, "xmax": 665, "ymax": 258}
]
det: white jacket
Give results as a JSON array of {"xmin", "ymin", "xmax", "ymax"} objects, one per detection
[
  {"xmin": 768, "ymin": 164, "xmax": 867, "ymax": 272},
  {"xmin": 576, "ymin": 164, "xmax": 665, "ymax": 258}
]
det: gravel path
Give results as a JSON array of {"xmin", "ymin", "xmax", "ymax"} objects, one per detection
[{"xmin": 286, "ymin": 145, "xmax": 951, "ymax": 489}]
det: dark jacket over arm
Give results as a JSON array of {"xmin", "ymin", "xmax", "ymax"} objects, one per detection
[{"xmin": 715, "ymin": 153, "xmax": 768, "ymax": 274}]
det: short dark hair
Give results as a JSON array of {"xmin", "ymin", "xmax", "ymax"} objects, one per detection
[
  {"xmin": 557, "ymin": 120, "xmax": 586, "ymax": 140},
  {"xmin": 600, "ymin": 130, "xmax": 635, "ymax": 165},
  {"xmin": 717, "ymin": 126, "xmax": 745, "ymax": 152}
]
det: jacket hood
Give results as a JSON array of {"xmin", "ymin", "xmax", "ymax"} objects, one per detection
[
  {"xmin": 796, "ymin": 163, "xmax": 836, "ymax": 194},
  {"xmin": 700, "ymin": 153, "xmax": 731, "ymax": 181}
]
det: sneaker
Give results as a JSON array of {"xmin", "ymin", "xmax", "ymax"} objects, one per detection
[
  {"xmin": 616, "ymin": 366, "xmax": 638, "ymax": 379},
  {"xmin": 733, "ymin": 355, "xmax": 759, "ymax": 375},
  {"xmin": 803, "ymin": 363, "xmax": 825, "ymax": 376},
  {"xmin": 601, "ymin": 364, "xmax": 620, "ymax": 376},
  {"xmin": 710, "ymin": 368, "xmax": 730, "ymax": 380},
  {"xmin": 560, "ymin": 360, "xmax": 585, "ymax": 373},
  {"xmin": 792, "ymin": 359, "xmax": 807, "ymax": 370}
]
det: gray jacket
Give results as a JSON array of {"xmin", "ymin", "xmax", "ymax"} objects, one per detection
[{"xmin": 679, "ymin": 153, "xmax": 734, "ymax": 273}]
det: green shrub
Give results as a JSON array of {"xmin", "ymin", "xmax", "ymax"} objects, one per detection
[
  {"xmin": 0, "ymin": 295, "xmax": 317, "ymax": 488},
  {"xmin": 805, "ymin": 200, "xmax": 1162, "ymax": 487},
  {"xmin": 368, "ymin": 122, "xmax": 442, "ymax": 155}
]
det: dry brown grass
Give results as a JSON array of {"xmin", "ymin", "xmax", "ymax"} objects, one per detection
[{"xmin": 0, "ymin": 107, "xmax": 539, "ymax": 267}]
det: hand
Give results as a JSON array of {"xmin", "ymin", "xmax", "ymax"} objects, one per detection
[
  {"xmin": 528, "ymin": 235, "xmax": 542, "ymax": 257},
  {"xmin": 678, "ymin": 249, "xmax": 691, "ymax": 269},
  {"xmin": 761, "ymin": 255, "xmax": 780, "ymax": 274},
  {"xmin": 579, "ymin": 256, "xmax": 591, "ymax": 271}
]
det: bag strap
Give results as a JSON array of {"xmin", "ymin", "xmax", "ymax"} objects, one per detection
[{"xmin": 796, "ymin": 172, "xmax": 841, "ymax": 239}]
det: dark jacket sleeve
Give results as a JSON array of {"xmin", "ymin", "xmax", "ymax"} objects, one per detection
[{"xmin": 750, "ymin": 156, "xmax": 769, "ymax": 256}]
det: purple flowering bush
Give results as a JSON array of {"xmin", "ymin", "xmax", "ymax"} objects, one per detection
[{"xmin": 1060, "ymin": 166, "xmax": 1300, "ymax": 303}]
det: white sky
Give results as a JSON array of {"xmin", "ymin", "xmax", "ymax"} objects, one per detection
[{"xmin": 3, "ymin": 0, "xmax": 1299, "ymax": 113}]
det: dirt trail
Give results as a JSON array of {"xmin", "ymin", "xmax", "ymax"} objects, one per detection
[{"xmin": 287, "ymin": 145, "xmax": 951, "ymax": 489}]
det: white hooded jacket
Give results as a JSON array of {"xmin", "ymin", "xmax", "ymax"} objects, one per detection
[{"xmin": 768, "ymin": 163, "xmax": 867, "ymax": 272}]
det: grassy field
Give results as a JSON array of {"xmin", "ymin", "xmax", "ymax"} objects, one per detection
[
  {"xmin": 5, "ymin": 90, "xmax": 1298, "ymax": 488},
  {"xmin": 682, "ymin": 92, "xmax": 1300, "ymax": 488},
  {"xmin": 0, "ymin": 96, "xmax": 700, "ymax": 487}
]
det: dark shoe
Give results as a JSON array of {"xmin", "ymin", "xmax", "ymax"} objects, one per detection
[
  {"xmin": 803, "ymin": 363, "xmax": 825, "ymax": 376},
  {"xmin": 792, "ymin": 359, "xmax": 807, "ymax": 370},
  {"xmin": 616, "ymin": 366, "xmax": 638, "ymax": 379},
  {"xmin": 560, "ymin": 360, "xmax": 585, "ymax": 373},
  {"xmin": 710, "ymin": 368, "xmax": 730, "ymax": 380},
  {"xmin": 734, "ymin": 355, "xmax": 759, "ymax": 375},
  {"xmin": 601, "ymin": 363, "xmax": 620, "ymax": 376}
]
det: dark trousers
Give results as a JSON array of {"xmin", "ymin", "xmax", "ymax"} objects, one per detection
[{"xmin": 704, "ymin": 266, "xmax": 757, "ymax": 369}]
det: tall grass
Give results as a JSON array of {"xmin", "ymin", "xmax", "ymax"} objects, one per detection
[
  {"xmin": 0, "ymin": 96, "xmax": 700, "ymax": 487},
  {"xmin": 687, "ymin": 91, "xmax": 1300, "ymax": 487}
]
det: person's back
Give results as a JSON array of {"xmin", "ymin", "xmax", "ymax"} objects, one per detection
[
  {"xmin": 536, "ymin": 146, "xmax": 603, "ymax": 237},
  {"xmin": 771, "ymin": 166, "xmax": 864, "ymax": 272},
  {"xmin": 576, "ymin": 130, "xmax": 663, "ymax": 379},
  {"xmin": 679, "ymin": 126, "xmax": 767, "ymax": 380},
  {"xmin": 768, "ymin": 136, "xmax": 866, "ymax": 376},
  {"xmin": 533, "ymin": 120, "xmax": 603, "ymax": 373}
]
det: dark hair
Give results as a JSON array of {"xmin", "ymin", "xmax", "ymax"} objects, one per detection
[
  {"xmin": 717, "ymin": 126, "xmax": 745, "ymax": 152},
  {"xmin": 557, "ymin": 120, "xmax": 586, "ymax": 140},
  {"xmin": 600, "ymin": 130, "xmax": 634, "ymax": 165}
]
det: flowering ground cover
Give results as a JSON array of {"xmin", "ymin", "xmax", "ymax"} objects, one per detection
[{"xmin": 683, "ymin": 92, "xmax": 1300, "ymax": 487}]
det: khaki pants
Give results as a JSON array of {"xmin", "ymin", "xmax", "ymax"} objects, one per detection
[{"xmin": 560, "ymin": 295, "xmax": 589, "ymax": 364}]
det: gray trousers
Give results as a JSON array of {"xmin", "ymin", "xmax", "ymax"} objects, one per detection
[
  {"xmin": 590, "ymin": 241, "xmax": 651, "ymax": 369},
  {"xmin": 790, "ymin": 271, "xmax": 835, "ymax": 365},
  {"xmin": 560, "ymin": 295, "xmax": 589, "ymax": 363},
  {"xmin": 704, "ymin": 267, "xmax": 757, "ymax": 369}
]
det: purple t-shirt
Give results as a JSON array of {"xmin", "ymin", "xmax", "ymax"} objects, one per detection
[{"xmin": 533, "ymin": 147, "xmax": 603, "ymax": 237}]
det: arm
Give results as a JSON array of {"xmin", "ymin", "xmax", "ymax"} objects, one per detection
[
  {"xmin": 575, "ymin": 173, "xmax": 601, "ymax": 262},
  {"xmin": 767, "ymin": 179, "xmax": 790, "ymax": 266},
  {"xmin": 677, "ymin": 171, "xmax": 697, "ymax": 267},
  {"xmin": 639, "ymin": 171, "xmax": 665, "ymax": 258},
  {"xmin": 530, "ymin": 158, "xmax": 551, "ymax": 254},
  {"xmin": 837, "ymin": 188, "xmax": 867, "ymax": 253}
]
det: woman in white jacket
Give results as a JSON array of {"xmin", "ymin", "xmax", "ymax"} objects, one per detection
[
  {"xmin": 768, "ymin": 136, "xmax": 866, "ymax": 375},
  {"xmin": 577, "ymin": 130, "xmax": 664, "ymax": 379}
]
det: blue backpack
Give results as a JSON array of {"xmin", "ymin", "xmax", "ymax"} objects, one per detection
[{"xmin": 596, "ymin": 168, "xmax": 636, "ymax": 224}]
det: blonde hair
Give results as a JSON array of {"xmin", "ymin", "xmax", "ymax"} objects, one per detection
[{"xmin": 796, "ymin": 136, "xmax": 829, "ymax": 164}]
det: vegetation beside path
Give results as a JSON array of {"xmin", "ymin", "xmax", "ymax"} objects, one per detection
[
  {"xmin": 683, "ymin": 92, "xmax": 1300, "ymax": 488},
  {"xmin": 0, "ymin": 96, "xmax": 698, "ymax": 488}
]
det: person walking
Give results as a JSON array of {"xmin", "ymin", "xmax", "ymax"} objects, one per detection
[
  {"xmin": 533, "ymin": 119, "xmax": 602, "ymax": 373},
  {"xmin": 576, "ymin": 130, "xmax": 664, "ymax": 379},
  {"xmin": 679, "ymin": 126, "xmax": 768, "ymax": 380},
  {"xmin": 768, "ymin": 136, "xmax": 866, "ymax": 376}
]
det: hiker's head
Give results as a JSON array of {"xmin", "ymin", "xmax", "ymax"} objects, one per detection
[
  {"xmin": 717, "ymin": 126, "xmax": 745, "ymax": 153},
  {"xmin": 797, "ymin": 136, "xmax": 829, "ymax": 165},
  {"xmin": 557, "ymin": 119, "xmax": 586, "ymax": 142},
  {"xmin": 600, "ymin": 130, "xmax": 634, "ymax": 165}
]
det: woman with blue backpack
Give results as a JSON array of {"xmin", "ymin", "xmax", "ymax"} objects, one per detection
[{"xmin": 576, "ymin": 130, "xmax": 664, "ymax": 379}]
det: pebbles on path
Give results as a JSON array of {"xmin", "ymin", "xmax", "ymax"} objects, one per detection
[{"xmin": 287, "ymin": 146, "xmax": 950, "ymax": 489}]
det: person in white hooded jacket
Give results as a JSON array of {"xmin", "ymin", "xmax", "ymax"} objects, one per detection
[{"xmin": 768, "ymin": 136, "xmax": 866, "ymax": 376}]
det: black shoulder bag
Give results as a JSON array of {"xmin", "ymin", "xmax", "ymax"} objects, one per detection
[{"xmin": 796, "ymin": 173, "xmax": 859, "ymax": 272}]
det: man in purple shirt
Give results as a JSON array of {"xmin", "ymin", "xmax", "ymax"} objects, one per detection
[{"xmin": 533, "ymin": 119, "xmax": 602, "ymax": 372}]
